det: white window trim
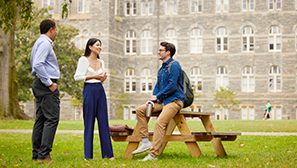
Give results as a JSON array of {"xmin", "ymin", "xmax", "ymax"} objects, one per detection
[
  {"xmin": 268, "ymin": 66, "xmax": 282, "ymax": 92},
  {"xmin": 190, "ymin": 67, "xmax": 203, "ymax": 92},
  {"xmin": 141, "ymin": 30, "xmax": 153, "ymax": 55},
  {"xmin": 242, "ymin": 27, "xmax": 255, "ymax": 52},
  {"xmin": 77, "ymin": 0, "xmax": 90, "ymax": 14},
  {"xmin": 295, "ymin": 29, "xmax": 297, "ymax": 51},
  {"xmin": 268, "ymin": 26, "xmax": 282, "ymax": 52},
  {"xmin": 241, "ymin": 105, "xmax": 255, "ymax": 120},
  {"xmin": 140, "ymin": 68, "xmax": 153, "ymax": 93},
  {"xmin": 125, "ymin": 31, "xmax": 137, "ymax": 55},
  {"xmin": 165, "ymin": 0, "xmax": 178, "ymax": 15},
  {"xmin": 141, "ymin": 1, "xmax": 153, "ymax": 16},
  {"xmin": 242, "ymin": 0, "xmax": 255, "ymax": 12},
  {"xmin": 190, "ymin": 28, "xmax": 203, "ymax": 54},
  {"xmin": 242, "ymin": 66, "xmax": 255, "ymax": 92},
  {"xmin": 269, "ymin": 0, "xmax": 281, "ymax": 11},
  {"xmin": 216, "ymin": 0, "xmax": 229, "ymax": 13},
  {"xmin": 216, "ymin": 28, "xmax": 228, "ymax": 53},
  {"xmin": 123, "ymin": 105, "xmax": 137, "ymax": 120},
  {"xmin": 124, "ymin": 69, "xmax": 137, "ymax": 93},
  {"xmin": 215, "ymin": 108, "xmax": 228, "ymax": 120},
  {"xmin": 190, "ymin": 0, "xmax": 203, "ymax": 14},
  {"xmin": 43, "ymin": 0, "xmax": 54, "ymax": 13},
  {"xmin": 271, "ymin": 106, "xmax": 282, "ymax": 120},
  {"xmin": 165, "ymin": 29, "xmax": 178, "ymax": 52},
  {"xmin": 216, "ymin": 67, "xmax": 228, "ymax": 90}
]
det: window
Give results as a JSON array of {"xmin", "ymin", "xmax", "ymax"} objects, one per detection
[
  {"xmin": 43, "ymin": 0, "xmax": 54, "ymax": 13},
  {"xmin": 241, "ymin": 106, "xmax": 255, "ymax": 120},
  {"xmin": 141, "ymin": 30, "xmax": 153, "ymax": 54},
  {"xmin": 165, "ymin": 29, "xmax": 178, "ymax": 50},
  {"xmin": 242, "ymin": 0, "xmax": 255, "ymax": 11},
  {"xmin": 77, "ymin": 0, "xmax": 90, "ymax": 13},
  {"xmin": 190, "ymin": 28, "xmax": 203, "ymax": 53},
  {"xmin": 125, "ymin": 31, "xmax": 136, "ymax": 54},
  {"xmin": 215, "ymin": 108, "xmax": 228, "ymax": 120},
  {"xmin": 115, "ymin": 0, "xmax": 120, "ymax": 15},
  {"xmin": 296, "ymin": 67, "xmax": 297, "ymax": 91},
  {"xmin": 190, "ymin": 0, "xmax": 202, "ymax": 13},
  {"xmin": 296, "ymin": 0, "xmax": 297, "ymax": 10},
  {"xmin": 270, "ymin": 106, "xmax": 282, "ymax": 120},
  {"xmin": 242, "ymin": 66, "xmax": 255, "ymax": 92},
  {"xmin": 141, "ymin": 1, "xmax": 153, "ymax": 15},
  {"xmin": 216, "ymin": 27, "xmax": 228, "ymax": 53},
  {"xmin": 125, "ymin": 2, "xmax": 136, "ymax": 16},
  {"xmin": 75, "ymin": 30, "xmax": 88, "ymax": 49},
  {"xmin": 141, "ymin": 68, "xmax": 153, "ymax": 92},
  {"xmin": 269, "ymin": 26, "xmax": 281, "ymax": 52},
  {"xmin": 269, "ymin": 0, "xmax": 281, "ymax": 10},
  {"xmin": 216, "ymin": 67, "xmax": 228, "ymax": 90},
  {"xmin": 242, "ymin": 27, "xmax": 254, "ymax": 52},
  {"xmin": 125, "ymin": 68, "xmax": 136, "ymax": 93},
  {"xmin": 269, "ymin": 66, "xmax": 281, "ymax": 92},
  {"xmin": 165, "ymin": 0, "xmax": 178, "ymax": 15},
  {"xmin": 190, "ymin": 67, "xmax": 202, "ymax": 92},
  {"xmin": 123, "ymin": 105, "xmax": 136, "ymax": 120},
  {"xmin": 216, "ymin": 0, "xmax": 228, "ymax": 12},
  {"xmin": 99, "ymin": 0, "xmax": 102, "ymax": 11},
  {"xmin": 295, "ymin": 29, "xmax": 297, "ymax": 51}
]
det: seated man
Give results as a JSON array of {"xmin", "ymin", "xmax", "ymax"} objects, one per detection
[{"xmin": 132, "ymin": 42, "xmax": 184, "ymax": 161}]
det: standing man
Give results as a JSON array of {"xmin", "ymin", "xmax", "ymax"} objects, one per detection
[
  {"xmin": 263, "ymin": 101, "xmax": 272, "ymax": 120},
  {"xmin": 132, "ymin": 42, "xmax": 184, "ymax": 161},
  {"xmin": 30, "ymin": 19, "xmax": 60, "ymax": 163}
]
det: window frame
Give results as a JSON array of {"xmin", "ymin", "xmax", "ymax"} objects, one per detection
[
  {"xmin": 242, "ymin": 66, "xmax": 255, "ymax": 92},
  {"xmin": 141, "ymin": 30, "xmax": 153, "ymax": 55},
  {"xmin": 216, "ymin": 0, "xmax": 229, "ymax": 13},
  {"xmin": 43, "ymin": 0, "xmax": 55, "ymax": 13},
  {"xmin": 215, "ymin": 66, "xmax": 228, "ymax": 90},
  {"xmin": 242, "ymin": 0, "xmax": 255, "ymax": 12},
  {"xmin": 216, "ymin": 27, "xmax": 228, "ymax": 53},
  {"xmin": 165, "ymin": 29, "xmax": 178, "ymax": 51},
  {"xmin": 242, "ymin": 26, "xmax": 255, "ymax": 52},
  {"xmin": 269, "ymin": 0, "xmax": 281, "ymax": 11},
  {"xmin": 125, "ymin": 30, "xmax": 137, "ymax": 55},
  {"xmin": 241, "ymin": 105, "xmax": 255, "ymax": 120},
  {"xmin": 268, "ymin": 26, "xmax": 282, "ymax": 52},
  {"xmin": 165, "ymin": 0, "xmax": 178, "ymax": 15},
  {"xmin": 190, "ymin": 0, "xmax": 203, "ymax": 14},
  {"xmin": 124, "ymin": 68, "xmax": 137, "ymax": 93},
  {"xmin": 268, "ymin": 66, "xmax": 282, "ymax": 92},
  {"xmin": 190, "ymin": 67, "xmax": 203, "ymax": 92},
  {"xmin": 140, "ymin": 68, "xmax": 153, "ymax": 93},
  {"xmin": 77, "ymin": 0, "xmax": 90, "ymax": 13},
  {"xmin": 190, "ymin": 28, "xmax": 203, "ymax": 54}
]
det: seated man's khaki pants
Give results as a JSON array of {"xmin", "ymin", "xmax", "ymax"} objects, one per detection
[{"xmin": 135, "ymin": 100, "xmax": 183, "ymax": 157}]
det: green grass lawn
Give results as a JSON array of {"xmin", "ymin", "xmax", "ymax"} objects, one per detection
[{"xmin": 0, "ymin": 120, "xmax": 297, "ymax": 167}]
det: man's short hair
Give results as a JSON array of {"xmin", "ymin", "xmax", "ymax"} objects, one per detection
[
  {"xmin": 40, "ymin": 19, "xmax": 56, "ymax": 34},
  {"xmin": 160, "ymin": 41, "xmax": 176, "ymax": 57}
]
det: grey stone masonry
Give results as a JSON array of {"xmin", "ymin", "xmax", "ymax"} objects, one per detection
[{"xmin": 24, "ymin": 0, "xmax": 297, "ymax": 120}]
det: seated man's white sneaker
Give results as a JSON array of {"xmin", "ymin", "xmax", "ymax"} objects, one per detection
[
  {"xmin": 139, "ymin": 154, "xmax": 157, "ymax": 161},
  {"xmin": 131, "ymin": 142, "xmax": 152, "ymax": 155}
]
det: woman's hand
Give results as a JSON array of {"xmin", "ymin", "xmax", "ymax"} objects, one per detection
[{"xmin": 100, "ymin": 72, "xmax": 107, "ymax": 83}]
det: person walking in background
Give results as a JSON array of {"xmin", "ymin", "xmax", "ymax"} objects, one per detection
[
  {"xmin": 132, "ymin": 42, "xmax": 184, "ymax": 161},
  {"xmin": 263, "ymin": 101, "xmax": 272, "ymax": 120},
  {"xmin": 30, "ymin": 19, "xmax": 60, "ymax": 164},
  {"xmin": 74, "ymin": 38, "xmax": 114, "ymax": 160}
]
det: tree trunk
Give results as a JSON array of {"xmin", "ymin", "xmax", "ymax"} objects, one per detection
[{"xmin": 0, "ymin": 9, "xmax": 30, "ymax": 120}]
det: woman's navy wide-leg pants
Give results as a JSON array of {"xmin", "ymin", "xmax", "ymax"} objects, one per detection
[{"xmin": 83, "ymin": 83, "xmax": 114, "ymax": 159}]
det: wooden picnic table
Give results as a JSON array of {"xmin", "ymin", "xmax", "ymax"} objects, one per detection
[{"xmin": 110, "ymin": 110, "xmax": 241, "ymax": 159}]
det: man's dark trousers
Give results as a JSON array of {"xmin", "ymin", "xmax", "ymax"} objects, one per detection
[{"xmin": 32, "ymin": 78, "xmax": 60, "ymax": 160}]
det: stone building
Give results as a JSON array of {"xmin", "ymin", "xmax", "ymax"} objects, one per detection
[{"xmin": 30, "ymin": 0, "xmax": 297, "ymax": 120}]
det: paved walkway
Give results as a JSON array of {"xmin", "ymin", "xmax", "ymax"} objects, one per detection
[{"xmin": 1, "ymin": 129, "xmax": 297, "ymax": 136}]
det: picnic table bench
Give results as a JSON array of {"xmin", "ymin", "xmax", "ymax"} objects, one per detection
[{"xmin": 110, "ymin": 110, "xmax": 241, "ymax": 159}]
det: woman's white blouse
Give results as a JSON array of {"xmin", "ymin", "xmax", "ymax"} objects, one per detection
[{"xmin": 74, "ymin": 56, "xmax": 105, "ymax": 83}]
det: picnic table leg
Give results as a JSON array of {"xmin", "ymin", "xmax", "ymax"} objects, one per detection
[
  {"xmin": 200, "ymin": 115, "xmax": 227, "ymax": 157},
  {"xmin": 123, "ymin": 123, "xmax": 140, "ymax": 159},
  {"xmin": 123, "ymin": 117, "xmax": 151, "ymax": 159},
  {"xmin": 158, "ymin": 119, "xmax": 177, "ymax": 155},
  {"xmin": 174, "ymin": 114, "xmax": 202, "ymax": 157}
]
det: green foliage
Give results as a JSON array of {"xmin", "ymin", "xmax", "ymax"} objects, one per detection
[
  {"xmin": 0, "ymin": 0, "xmax": 71, "ymax": 35},
  {"xmin": 209, "ymin": 87, "xmax": 241, "ymax": 112},
  {"xmin": 14, "ymin": 7, "xmax": 84, "ymax": 102}
]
